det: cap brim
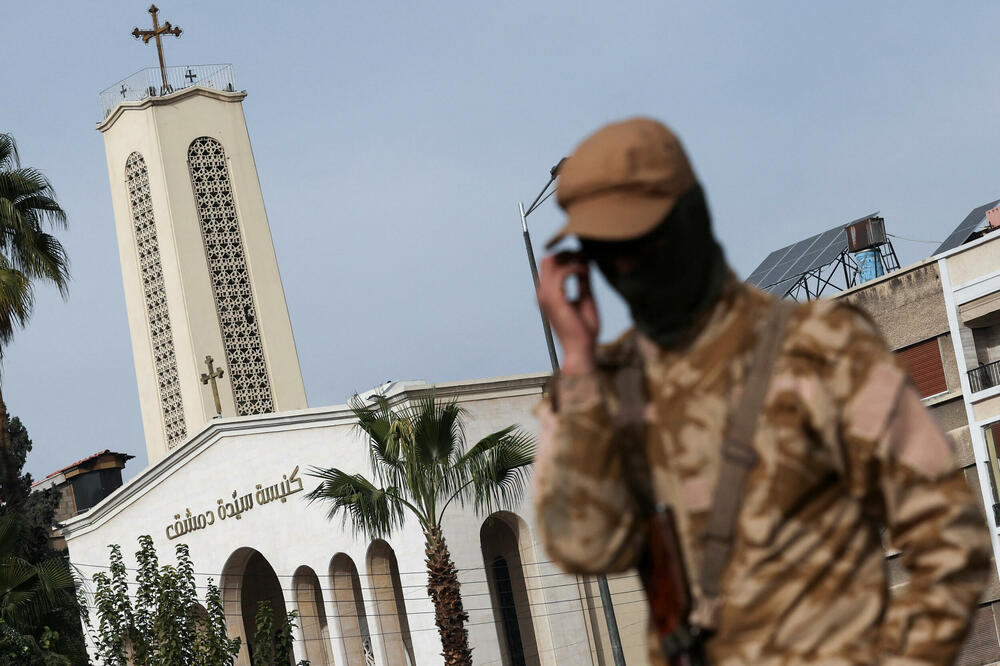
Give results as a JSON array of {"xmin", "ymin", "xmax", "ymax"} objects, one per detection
[{"xmin": 544, "ymin": 192, "xmax": 677, "ymax": 249}]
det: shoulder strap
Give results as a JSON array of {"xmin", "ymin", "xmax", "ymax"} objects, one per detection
[
  {"xmin": 698, "ymin": 299, "xmax": 796, "ymax": 600},
  {"xmin": 609, "ymin": 336, "xmax": 656, "ymax": 513}
]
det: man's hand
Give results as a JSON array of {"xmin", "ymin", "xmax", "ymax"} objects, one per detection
[{"xmin": 537, "ymin": 252, "xmax": 600, "ymax": 375}]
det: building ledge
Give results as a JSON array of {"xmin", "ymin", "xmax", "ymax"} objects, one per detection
[
  {"xmin": 970, "ymin": 384, "xmax": 1000, "ymax": 405},
  {"xmin": 96, "ymin": 85, "xmax": 247, "ymax": 133},
  {"xmin": 923, "ymin": 388, "xmax": 963, "ymax": 408}
]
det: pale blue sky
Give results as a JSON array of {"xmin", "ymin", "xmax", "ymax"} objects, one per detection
[{"xmin": 5, "ymin": 1, "xmax": 1000, "ymax": 480}]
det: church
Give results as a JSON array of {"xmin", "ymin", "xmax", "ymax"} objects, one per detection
[{"xmin": 65, "ymin": 7, "xmax": 648, "ymax": 666}]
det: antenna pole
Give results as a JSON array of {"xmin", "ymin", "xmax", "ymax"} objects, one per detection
[
  {"xmin": 518, "ymin": 199, "xmax": 628, "ymax": 666},
  {"xmin": 520, "ymin": 202, "xmax": 560, "ymax": 374}
]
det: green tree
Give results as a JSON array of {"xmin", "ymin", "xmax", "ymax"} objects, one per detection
[
  {"xmin": 0, "ymin": 415, "xmax": 84, "ymax": 664},
  {"xmin": 193, "ymin": 580, "xmax": 240, "ymax": 666},
  {"xmin": 0, "ymin": 516, "xmax": 76, "ymax": 665},
  {"xmin": 0, "ymin": 133, "xmax": 70, "ymax": 512},
  {"xmin": 89, "ymin": 537, "xmax": 241, "ymax": 666},
  {"xmin": 308, "ymin": 394, "xmax": 535, "ymax": 665},
  {"xmin": 251, "ymin": 602, "xmax": 303, "ymax": 666},
  {"xmin": 4, "ymin": 417, "xmax": 60, "ymax": 561}
]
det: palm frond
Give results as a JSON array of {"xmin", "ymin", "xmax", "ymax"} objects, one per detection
[
  {"xmin": 459, "ymin": 427, "xmax": 536, "ymax": 515},
  {"xmin": 9, "ymin": 230, "xmax": 69, "ymax": 295},
  {"xmin": 0, "ymin": 135, "xmax": 18, "ymax": 171},
  {"xmin": 405, "ymin": 395, "xmax": 465, "ymax": 466},
  {"xmin": 349, "ymin": 394, "xmax": 405, "ymax": 488},
  {"xmin": 10, "ymin": 192, "xmax": 67, "ymax": 229},
  {"xmin": 305, "ymin": 467, "xmax": 407, "ymax": 539},
  {"xmin": 0, "ymin": 516, "xmax": 77, "ymax": 632},
  {"xmin": 0, "ymin": 134, "xmax": 69, "ymax": 343},
  {"xmin": 0, "ymin": 264, "xmax": 33, "ymax": 347}
]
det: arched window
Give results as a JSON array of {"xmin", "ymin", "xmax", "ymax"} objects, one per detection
[
  {"xmin": 366, "ymin": 540, "xmax": 415, "ymax": 665},
  {"xmin": 480, "ymin": 512, "xmax": 541, "ymax": 666},
  {"xmin": 187, "ymin": 137, "xmax": 274, "ymax": 416},
  {"xmin": 293, "ymin": 566, "xmax": 334, "ymax": 665},
  {"xmin": 492, "ymin": 556, "xmax": 526, "ymax": 666},
  {"xmin": 329, "ymin": 553, "xmax": 373, "ymax": 665},
  {"xmin": 125, "ymin": 152, "xmax": 186, "ymax": 447}
]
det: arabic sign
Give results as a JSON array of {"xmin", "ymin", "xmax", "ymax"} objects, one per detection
[{"xmin": 165, "ymin": 465, "xmax": 304, "ymax": 540}]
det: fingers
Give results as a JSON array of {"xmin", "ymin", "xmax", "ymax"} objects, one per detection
[{"xmin": 539, "ymin": 253, "xmax": 587, "ymax": 305}]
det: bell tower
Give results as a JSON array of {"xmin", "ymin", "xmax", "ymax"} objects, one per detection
[{"xmin": 98, "ymin": 36, "xmax": 307, "ymax": 463}]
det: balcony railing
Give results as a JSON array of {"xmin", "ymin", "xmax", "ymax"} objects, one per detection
[
  {"xmin": 969, "ymin": 359, "xmax": 1000, "ymax": 393},
  {"xmin": 99, "ymin": 64, "xmax": 236, "ymax": 119}
]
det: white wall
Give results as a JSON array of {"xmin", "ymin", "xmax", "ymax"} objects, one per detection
[{"xmin": 65, "ymin": 375, "xmax": 643, "ymax": 665}]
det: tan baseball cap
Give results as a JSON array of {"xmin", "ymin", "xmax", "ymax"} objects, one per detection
[{"xmin": 547, "ymin": 117, "xmax": 697, "ymax": 248}]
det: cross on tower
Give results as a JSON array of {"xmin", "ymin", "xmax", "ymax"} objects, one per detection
[
  {"xmin": 132, "ymin": 4, "xmax": 182, "ymax": 94},
  {"xmin": 200, "ymin": 355, "xmax": 225, "ymax": 417},
  {"xmin": 184, "ymin": 68, "xmax": 197, "ymax": 83}
]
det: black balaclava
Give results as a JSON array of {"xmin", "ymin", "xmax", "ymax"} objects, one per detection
[{"xmin": 580, "ymin": 185, "xmax": 728, "ymax": 348}]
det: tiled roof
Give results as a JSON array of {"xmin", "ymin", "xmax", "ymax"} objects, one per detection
[{"xmin": 31, "ymin": 450, "xmax": 134, "ymax": 487}]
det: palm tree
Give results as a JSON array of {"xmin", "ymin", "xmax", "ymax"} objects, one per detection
[
  {"xmin": 0, "ymin": 133, "xmax": 69, "ymax": 509},
  {"xmin": 0, "ymin": 515, "xmax": 77, "ymax": 654},
  {"xmin": 308, "ymin": 394, "xmax": 535, "ymax": 665}
]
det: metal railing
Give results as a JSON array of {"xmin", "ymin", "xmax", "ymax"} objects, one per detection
[
  {"xmin": 98, "ymin": 64, "xmax": 236, "ymax": 119},
  {"xmin": 969, "ymin": 359, "xmax": 1000, "ymax": 393}
]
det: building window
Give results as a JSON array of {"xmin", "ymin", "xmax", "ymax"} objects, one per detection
[
  {"xmin": 895, "ymin": 338, "xmax": 947, "ymax": 398},
  {"xmin": 492, "ymin": 556, "xmax": 527, "ymax": 666},
  {"xmin": 125, "ymin": 152, "xmax": 187, "ymax": 448},
  {"xmin": 187, "ymin": 137, "xmax": 274, "ymax": 416},
  {"xmin": 984, "ymin": 422, "xmax": 1000, "ymax": 527}
]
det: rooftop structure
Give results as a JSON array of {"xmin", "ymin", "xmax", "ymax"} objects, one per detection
[
  {"xmin": 746, "ymin": 213, "xmax": 900, "ymax": 300},
  {"xmin": 98, "ymin": 63, "xmax": 236, "ymax": 118},
  {"xmin": 32, "ymin": 450, "xmax": 133, "ymax": 551},
  {"xmin": 935, "ymin": 199, "xmax": 1000, "ymax": 255}
]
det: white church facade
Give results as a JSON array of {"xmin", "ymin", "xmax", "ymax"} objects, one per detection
[{"xmin": 67, "ymin": 61, "xmax": 649, "ymax": 665}]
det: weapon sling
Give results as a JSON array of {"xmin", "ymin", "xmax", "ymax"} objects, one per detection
[{"xmin": 613, "ymin": 300, "xmax": 795, "ymax": 664}]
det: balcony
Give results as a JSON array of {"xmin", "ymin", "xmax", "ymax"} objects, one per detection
[
  {"xmin": 98, "ymin": 64, "xmax": 236, "ymax": 119},
  {"xmin": 969, "ymin": 359, "xmax": 1000, "ymax": 393}
]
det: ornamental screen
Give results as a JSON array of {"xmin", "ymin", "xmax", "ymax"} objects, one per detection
[
  {"xmin": 187, "ymin": 137, "xmax": 274, "ymax": 415},
  {"xmin": 125, "ymin": 152, "xmax": 187, "ymax": 448}
]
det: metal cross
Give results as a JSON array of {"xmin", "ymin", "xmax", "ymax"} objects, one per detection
[
  {"xmin": 200, "ymin": 355, "xmax": 225, "ymax": 417},
  {"xmin": 131, "ymin": 4, "xmax": 182, "ymax": 94},
  {"xmin": 184, "ymin": 68, "xmax": 197, "ymax": 83},
  {"xmin": 120, "ymin": 84, "xmax": 127, "ymax": 98}
]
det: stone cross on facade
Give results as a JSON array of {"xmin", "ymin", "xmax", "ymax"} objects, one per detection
[
  {"xmin": 200, "ymin": 355, "xmax": 225, "ymax": 417},
  {"xmin": 132, "ymin": 4, "xmax": 182, "ymax": 94}
]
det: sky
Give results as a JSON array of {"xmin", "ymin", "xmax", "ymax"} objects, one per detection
[{"xmin": 4, "ymin": 1, "xmax": 1000, "ymax": 481}]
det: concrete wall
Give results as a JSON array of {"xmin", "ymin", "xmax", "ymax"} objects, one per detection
[{"xmin": 840, "ymin": 260, "xmax": 948, "ymax": 350}]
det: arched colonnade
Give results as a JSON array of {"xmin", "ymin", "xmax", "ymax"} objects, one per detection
[
  {"xmin": 217, "ymin": 512, "xmax": 550, "ymax": 666},
  {"xmin": 220, "ymin": 540, "xmax": 414, "ymax": 666}
]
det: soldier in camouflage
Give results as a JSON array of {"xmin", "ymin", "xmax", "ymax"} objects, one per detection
[{"xmin": 534, "ymin": 117, "xmax": 991, "ymax": 665}]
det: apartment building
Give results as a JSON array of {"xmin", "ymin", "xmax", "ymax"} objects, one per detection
[{"xmin": 835, "ymin": 213, "xmax": 1000, "ymax": 665}]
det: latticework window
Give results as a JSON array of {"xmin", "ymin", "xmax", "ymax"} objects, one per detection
[
  {"xmin": 187, "ymin": 137, "xmax": 274, "ymax": 415},
  {"xmin": 125, "ymin": 152, "xmax": 187, "ymax": 448}
]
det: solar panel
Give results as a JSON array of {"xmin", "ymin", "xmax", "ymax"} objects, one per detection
[
  {"xmin": 761, "ymin": 276, "xmax": 801, "ymax": 297},
  {"xmin": 934, "ymin": 199, "xmax": 1000, "ymax": 255},
  {"xmin": 746, "ymin": 223, "xmax": 849, "ymax": 290}
]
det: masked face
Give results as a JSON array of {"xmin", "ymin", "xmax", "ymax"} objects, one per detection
[{"xmin": 580, "ymin": 185, "xmax": 727, "ymax": 348}]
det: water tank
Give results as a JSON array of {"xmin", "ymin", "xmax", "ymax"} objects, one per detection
[
  {"xmin": 855, "ymin": 249, "xmax": 885, "ymax": 284},
  {"xmin": 845, "ymin": 216, "xmax": 886, "ymax": 252}
]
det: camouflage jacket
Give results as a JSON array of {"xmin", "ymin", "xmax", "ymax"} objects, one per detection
[{"xmin": 534, "ymin": 278, "xmax": 990, "ymax": 665}]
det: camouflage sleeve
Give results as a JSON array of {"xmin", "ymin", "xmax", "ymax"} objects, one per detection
[
  {"xmin": 833, "ymin": 307, "xmax": 991, "ymax": 665},
  {"xmin": 533, "ymin": 373, "xmax": 644, "ymax": 574}
]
